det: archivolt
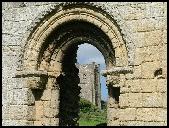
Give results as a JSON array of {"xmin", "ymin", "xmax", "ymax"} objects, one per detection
[{"xmin": 23, "ymin": 5, "xmax": 128, "ymax": 72}]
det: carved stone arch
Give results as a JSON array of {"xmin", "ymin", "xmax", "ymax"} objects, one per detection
[
  {"xmin": 23, "ymin": 5, "xmax": 128, "ymax": 71},
  {"xmin": 16, "ymin": 4, "xmax": 133, "ymax": 126}
]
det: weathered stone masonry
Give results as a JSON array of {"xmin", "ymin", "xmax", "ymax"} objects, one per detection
[{"xmin": 2, "ymin": 2, "xmax": 167, "ymax": 126}]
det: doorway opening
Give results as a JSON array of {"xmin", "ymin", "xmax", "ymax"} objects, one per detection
[
  {"xmin": 76, "ymin": 43, "xmax": 107, "ymax": 126},
  {"xmin": 46, "ymin": 20, "xmax": 114, "ymax": 126},
  {"xmin": 22, "ymin": 6, "xmax": 128, "ymax": 126}
]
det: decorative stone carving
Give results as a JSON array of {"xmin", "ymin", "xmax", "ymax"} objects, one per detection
[
  {"xmin": 14, "ymin": 70, "xmax": 48, "ymax": 89},
  {"xmin": 102, "ymin": 66, "xmax": 133, "ymax": 87},
  {"xmin": 101, "ymin": 66, "xmax": 133, "ymax": 76}
]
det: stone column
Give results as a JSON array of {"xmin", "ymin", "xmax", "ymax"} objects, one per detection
[
  {"xmin": 15, "ymin": 71, "xmax": 62, "ymax": 126},
  {"xmin": 101, "ymin": 66, "xmax": 133, "ymax": 126}
]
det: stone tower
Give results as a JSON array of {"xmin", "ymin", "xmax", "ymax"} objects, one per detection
[{"xmin": 77, "ymin": 62, "xmax": 101, "ymax": 109}]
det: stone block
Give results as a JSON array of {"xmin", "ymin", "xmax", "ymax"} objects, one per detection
[
  {"xmin": 119, "ymin": 74, "xmax": 125, "ymax": 87},
  {"xmin": 107, "ymin": 119, "xmax": 119, "ymax": 126},
  {"xmin": 50, "ymin": 100, "xmax": 59, "ymax": 110},
  {"xmin": 115, "ymin": 57, "xmax": 126, "ymax": 67},
  {"xmin": 123, "ymin": 8, "xmax": 145, "ymax": 20},
  {"xmin": 2, "ymin": 34, "xmax": 23, "ymax": 46},
  {"xmin": 50, "ymin": 108, "xmax": 59, "ymax": 118},
  {"xmin": 27, "ymin": 106, "xmax": 36, "ymax": 121},
  {"xmin": 43, "ymin": 101, "xmax": 59, "ymax": 118},
  {"xmin": 34, "ymin": 121, "xmax": 43, "ymax": 126},
  {"xmin": 23, "ymin": 60, "xmax": 37, "ymax": 70},
  {"xmin": 134, "ymin": 47, "xmax": 149, "ymax": 65},
  {"xmin": 35, "ymin": 101, "xmax": 44, "ymax": 120},
  {"xmin": 2, "ymin": 20, "xmax": 31, "ymax": 36},
  {"xmin": 132, "ymin": 32, "xmax": 145, "ymax": 48},
  {"xmin": 119, "ymin": 93, "xmax": 129, "ymax": 108},
  {"xmin": 144, "ymin": 121, "xmax": 167, "ymax": 126},
  {"xmin": 107, "ymin": 97, "xmax": 118, "ymax": 108},
  {"xmin": 10, "ymin": 88, "xmax": 35, "ymax": 105},
  {"xmin": 123, "ymin": 121, "xmax": 166, "ymax": 126},
  {"xmin": 162, "ymin": 93, "xmax": 167, "ymax": 108},
  {"xmin": 128, "ymin": 93, "xmax": 142, "ymax": 107},
  {"xmin": 140, "ymin": 79, "xmax": 156, "ymax": 92},
  {"xmin": 141, "ymin": 61, "xmax": 160, "ymax": 79},
  {"xmin": 144, "ymin": 30, "xmax": 163, "ymax": 47},
  {"xmin": 162, "ymin": 29, "xmax": 167, "ymax": 44},
  {"xmin": 138, "ymin": 46, "xmax": 161, "ymax": 62},
  {"xmin": 2, "ymin": 105, "xmax": 10, "ymax": 120},
  {"xmin": 156, "ymin": 108, "xmax": 167, "ymax": 122},
  {"xmin": 43, "ymin": 101, "xmax": 51, "ymax": 117},
  {"xmin": 2, "ymin": 87, "xmax": 10, "ymax": 105},
  {"xmin": 10, "ymin": 105, "xmax": 30, "ymax": 120},
  {"xmin": 2, "ymin": 119, "xmax": 33, "ymax": 126},
  {"xmin": 48, "ymin": 61, "xmax": 62, "ymax": 72},
  {"xmin": 158, "ymin": 44, "xmax": 167, "ymax": 61},
  {"xmin": 124, "ymin": 121, "xmax": 145, "ymax": 126},
  {"xmin": 41, "ymin": 89, "xmax": 51, "ymax": 101},
  {"xmin": 161, "ymin": 60, "xmax": 167, "ymax": 78},
  {"xmin": 120, "ymin": 87, "xmax": 130, "ymax": 94},
  {"xmin": 107, "ymin": 107, "xmax": 118, "ymax": 120},
  {"xmin": 125, "ymin": 18, "xmax": 157, "ymax": 33},
  {"xmin": 136, "ymin": 108, "xmax": 157, "ymax": 121},
  {"xmin": 133, "ymin": 65, "xmax": 142, "ymax": 78},
  {"xmin": 51, "ymin": 89, "xmax": 60, "ymax": 103},
  {"xmin": 136, "ymin": 18, "xmax": 156, "ymax": 32},
  {"xmin": 125, "ymin": 79, "xmax": 141, "ymax": 93},
  {"xmin": 149, "ymin": 3, "xmax": 165, "ymax": 17},
  {"xmin": 47, "ymin": 78, "xmax": 57, "ymax": 89},
  {"xmin": 157, "ymin": 79, "xmax": 167, "ymax": 93},
  {"xmin": 42, "ymin": 118, "xmax": 51, "ymax": 126},
  {"xmin": 13, "ymin": 78, "xmax": 28, "ymax": 89},
  {"xmin": 119, "ymin": 108, "xmax": 136, "ymax": 121},
  {"xmin": 142, "ymin": 93, "xmax": 162, "ymax": 107},
  {"xmin": 50, "ymin": 118, "xmax": 59, "ymax": 126},
  {"xmin": 125, "ymin": 73, "xmax": 134, "ymax": 80}
]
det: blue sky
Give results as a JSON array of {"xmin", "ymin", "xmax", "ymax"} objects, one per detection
[{"xmin": 77, "ymin": 43, "xmax": 108, "ymax": 101}]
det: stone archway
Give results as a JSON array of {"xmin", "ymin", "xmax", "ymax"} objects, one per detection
[{"xmin": 15, "ymin": 4, "xmax": 132, "ymax": 126}]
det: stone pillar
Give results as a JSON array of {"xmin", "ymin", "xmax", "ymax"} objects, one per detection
[
  {"xmin": 14, "ymin": 71, "xmax": 62, "ymax": 126},
  {"xmin": 101, "ymin": 66, "xmax": 133, "ymax": 126}
]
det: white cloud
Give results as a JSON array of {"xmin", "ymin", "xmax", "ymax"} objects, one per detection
[
  {"xmin": 83, "ymin": 56, "xmax": 105, "ymax": 64},
  {"xmin": 77, "ymin": 43, "xmax": 105, "ymax": 65}
]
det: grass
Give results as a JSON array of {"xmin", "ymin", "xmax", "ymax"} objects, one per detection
[
  {"xmin": 79, "ymin": 120, "xmax": 104, "ymax": 126},
  {"xmin": 78, "ymin": 98, "xmax": 107, "ymax": 126}
]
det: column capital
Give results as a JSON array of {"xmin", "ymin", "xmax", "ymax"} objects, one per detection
[
  {"xmin": 14, "ymin": 70, "xmax": 48, "ymax": 89},
  {"xmin": 101, "ymin": 66, "xmax": 133, "ymax": 77}
]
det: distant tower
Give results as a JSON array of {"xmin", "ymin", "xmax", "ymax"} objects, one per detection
[{"xmin": 76, "ymin": 62, "xmax": 101, "ymax": 109}]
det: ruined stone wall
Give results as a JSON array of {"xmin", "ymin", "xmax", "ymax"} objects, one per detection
[
  {"xmin": 2, "ymin": 2, "xmax": 167, "ymax": 126},
  {"xmin": 77, "ymin": 62, "xmax": 101, "ymax": 109}
]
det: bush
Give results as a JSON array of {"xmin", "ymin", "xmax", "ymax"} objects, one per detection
[
  {"xmin": 79, "ymin": 98, "xmax": 107, "ymax": 126},
  {"xmin": 79, "ymin": 98, "xmax": 98, "ymax": 113}
]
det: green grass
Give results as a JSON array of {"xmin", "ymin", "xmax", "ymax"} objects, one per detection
[
  {"xmin": 78, "ymin": 98, "xmax": 107, "ymax": 126},
  {"xmin": 79, "ymin": 120, "xmax": 104, "ymax": 126}
]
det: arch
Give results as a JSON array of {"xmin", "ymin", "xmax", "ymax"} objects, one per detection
[
  {"xmin": 18, "ymin": 4, "xmax": 130, "ymax": 126},
  {"xmin": 23, "ymin": 6, "xmax": 128, "ymax": 71}
]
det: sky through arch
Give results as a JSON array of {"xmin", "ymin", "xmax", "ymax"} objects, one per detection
[{"xmin": 77, "ymin": 43, "xmax": 108, "ymax": 101}]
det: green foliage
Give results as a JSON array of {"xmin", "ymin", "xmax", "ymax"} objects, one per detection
[
  {"xmin": 79, "ymin": 98, "xmax": 98, "ymax": 113},
  {"xmin": 78, "ymin": 98, "xmax": 107, "ymax": 126}
]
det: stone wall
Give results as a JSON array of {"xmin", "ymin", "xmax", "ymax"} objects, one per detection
[
  {"xmin": 2, "ymin": 2, "xmax": 167, "ymax": 126},
  {"xmin": 77, "ymin": 62, "xmax": 101, "ymax": 109}
]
